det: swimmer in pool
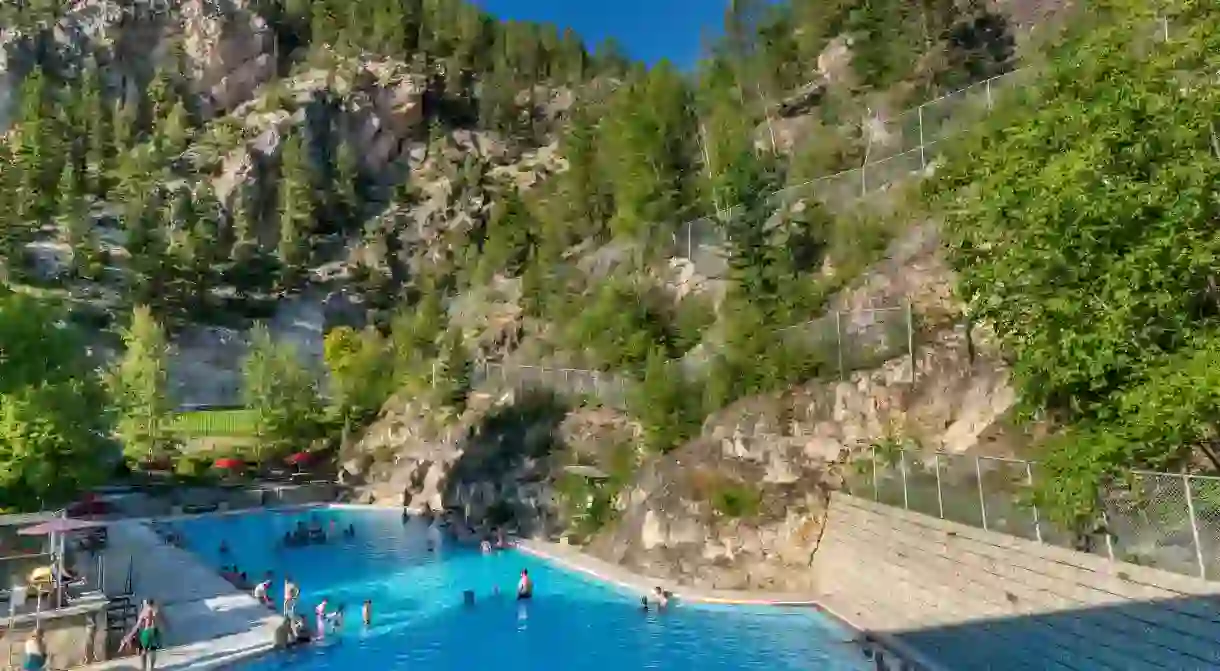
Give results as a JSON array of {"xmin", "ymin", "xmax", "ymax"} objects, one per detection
[
  {"xmin": 516, "ymin": 569, "xmax": 533, "ymax": 600},
  {"xmin": 362, "ymin": 599, "xmax": 372, "ymax": 626},
  {"xmin": 253, "ymin": 572, "xmax": 274, "ymax": 606},
  {"xmin": 653, "ymin": 586, "xmax": 669, "ymax": 610},
  {"xmin": 315, "ymin": 598, "xmax": 329, "ymax": 631}
]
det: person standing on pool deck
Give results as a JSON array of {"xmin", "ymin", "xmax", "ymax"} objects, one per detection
[
  {"xmin": 516, "ymin": 569, "xmax": 533, "ymax": 600},
  {"xmin": 284, "ymin": 576, "xmax": 300, "ymax": 615},
  {"xmin": 22, "ymin": 626, "xmax": 45, "ymax": 670},
  {"xmin": 132, "ymin": 599, "xmax": 165, "ymax": 670}
]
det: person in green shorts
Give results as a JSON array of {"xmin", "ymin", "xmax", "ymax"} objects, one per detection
[{"xmin": 130, "ymin": 599, "xmax": 166, "ymax": 670}]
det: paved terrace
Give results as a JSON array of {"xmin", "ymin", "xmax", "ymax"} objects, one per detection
[{"xmin": 83, "ymin": 520, "xmax": 279, "ymax": 671}]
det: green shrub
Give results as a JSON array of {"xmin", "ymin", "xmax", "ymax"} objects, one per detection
[
  {"xmin": 710, "ymin": 482, "xmax": 761, "ymax": 518},
  {"xmin": 627, "ymin": 347, "xmax": 708, "ymax": 454},
  {"xmin": 173, "ymin": 453, "xmax": 216, "ymax": 482}
]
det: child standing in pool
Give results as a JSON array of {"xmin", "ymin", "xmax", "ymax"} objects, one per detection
[
  {"xmin": 283, "ymin": 576, "xmax": 299, "ymax": 616},
  {"xmin": 362, "ymin": 599, "xmax": 372, "ymax": 626},
  {"xmin": 315, "ymin": 598, "xmax": 329, "ymax": 638}
]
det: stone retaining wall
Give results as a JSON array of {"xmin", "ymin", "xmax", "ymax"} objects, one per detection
[{"xmin": 812, "ymin": 493, "xmax": 1220, "ymax": 669}]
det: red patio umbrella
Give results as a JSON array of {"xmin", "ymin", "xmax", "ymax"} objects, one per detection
[
  {"xmin": 213, "ymin": 457, "xmax": 245, "ymax": 470},
  {"xmin": 285, "ymin": 452, "xmax": 311, "ymax": 466}
]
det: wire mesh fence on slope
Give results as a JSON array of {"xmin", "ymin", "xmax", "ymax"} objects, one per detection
[{"xmin": 845, "ymin": 447, "xmax": 1220, "ymax": 582}]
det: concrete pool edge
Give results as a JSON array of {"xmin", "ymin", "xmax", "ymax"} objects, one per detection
[{"xmin": 513, "ymin": 539, "xmax": 952, "ymax": 671}]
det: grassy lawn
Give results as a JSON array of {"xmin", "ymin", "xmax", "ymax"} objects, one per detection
[{"xmin": 171, "ymin": 408, "xmax": 259, "ymax": 438}]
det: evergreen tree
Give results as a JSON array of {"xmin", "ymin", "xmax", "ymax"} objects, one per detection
[
  {"xmin": 276, "ymin": 132, "xmax": 313, "ymax": 285},
  {"xmin": 0, "ymin": 139, "xmax": 26, "ymax": 271},
  {"xmin": 331, "ymin": 133, "xmax": 360, "ymax": 230},
  {"xmin": 601, "ymin": 63, "xmax": 697, "ymax": 243},
  {"xmin": 242, "ymin": 324, "xmax": 321, "ymax": 461},
  {"xmin": 106, "ymin": 305, "xmax": 175, "ymax": 464}
]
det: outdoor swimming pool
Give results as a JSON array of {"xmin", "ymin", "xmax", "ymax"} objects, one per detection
[{"xmin": 174, "ymin": 507, "xmax": 870, "ymax": 671}]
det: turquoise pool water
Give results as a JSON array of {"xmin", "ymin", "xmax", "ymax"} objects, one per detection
[{"xmin": 174, "ymin": 507, "xmax": 869, "ymax": 671}]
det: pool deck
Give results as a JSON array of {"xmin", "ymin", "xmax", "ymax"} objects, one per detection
[{"xmin": 81, "ymin": 520, "xmax": 280, "ymax": 671}]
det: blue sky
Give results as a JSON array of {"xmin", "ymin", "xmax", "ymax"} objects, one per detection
[{"xmin": 470, "ymin": 0, "xmax": 730, "ymax": 68}]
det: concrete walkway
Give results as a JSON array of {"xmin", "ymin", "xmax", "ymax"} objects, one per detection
[{"xmin": 81, "ymin": 521, "xmax": 278, "ymax": 671}]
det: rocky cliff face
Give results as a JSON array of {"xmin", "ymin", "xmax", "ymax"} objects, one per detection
[
  {"xmin": 1, "ymin": 1, "xmax": 571, "ymax": 406},
  {"xmin": 342, "ymin": 224, "xmax": 1024, "ymax": 591}
]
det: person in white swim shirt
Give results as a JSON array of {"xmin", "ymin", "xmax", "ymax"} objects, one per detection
[{"xmin": 253, "ymin": 573, "xmax": 273, "ymax": 606}]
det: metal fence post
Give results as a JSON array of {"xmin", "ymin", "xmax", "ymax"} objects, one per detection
[
  {"xmin": 975, "ymin": 456, "xmax": 988, "ymax": 530},
  {"xmin": 1183, "ymin": 474, "xmax": 1207, "ymax": 579},
  {"xmin": 834, "ymin": 310, "xmax": 845, "ymax": 381},
  {"xmin": 871, "ymin": 444, "xmax": 879, "ymax": 501},
  {"xmin": 985, "ymin": 78, "xmax": 993, "ymax": 110},
  {"xmin": 1100, "ymin": 509, "xmax": 1116, "ymax": 561},
  {"xmin": 934, "ymin": 453, "xmax": 944, "ymax": 519},
  {"xmin": 906, "ymin": 301, "xmax": 916, "ymax": 384},
  {"xmin": 1161, "ymin": 16, "xmax": 1169, "ymax": 41},
  {"xmin": 899, "ymin": 450, "xmax": 909, "ymax": 510},
  {"xmin": 1026, "ymin": 461, "xmax": 1043, "ymax": 543},
  {"xmin": 917, "ymin": 104, "xmax": 926, "ymax": 169}
]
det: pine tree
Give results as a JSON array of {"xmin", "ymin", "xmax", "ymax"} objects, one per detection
[
  {"xmin": 14, "ymin": 67, "xmax": 61, "ymax": 228},
  {"xmin": 478, "ymin": 188, "xmax": 533, "ymax": 281},
  {"xmin": 124, "ymin": 193, "xmax": 169, "ymax": 311},
  {"xmin": 332, "ymin": 134, "xmax": 360, "ymax": 230},
  {"xmin": 276, "ymin": 132, "xmax": 313, "ymax": 285},
  {"xmin": 601, "ymin": 64, "xmax": 697, "ymax": 242},
  {"xmin": 0, "ymin": 140, "xmax": 25, "ymax": 276},
  {"xmin": 155, "ymin": 100, "xmax": 192, "ymax": 163},
  {"xmin": 106, "ymin": 305, "xmax": 175, "ymax": 463}
]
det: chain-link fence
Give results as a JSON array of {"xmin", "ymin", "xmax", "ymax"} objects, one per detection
[
  {"xmin": 472, "ymin": 362, "xmax": 631, "ymax": 408},
  {"xmin": 778, "ymin": 305, "xmax": 915, "ymax": 383},
  {"xmin": 666, "ymin": 15, "xmax": 1180, "ymax": 278},
  {"xmin": 845, "ymin": 447, "xmax": 1220, "ymax": 582},
  {"xmin": 666, "ymin": 68, "xmax": 1028, "ymax": 276},
  {"xmin": 474, "ymin": 304, "xmax": 915, "ymax": 408}
]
